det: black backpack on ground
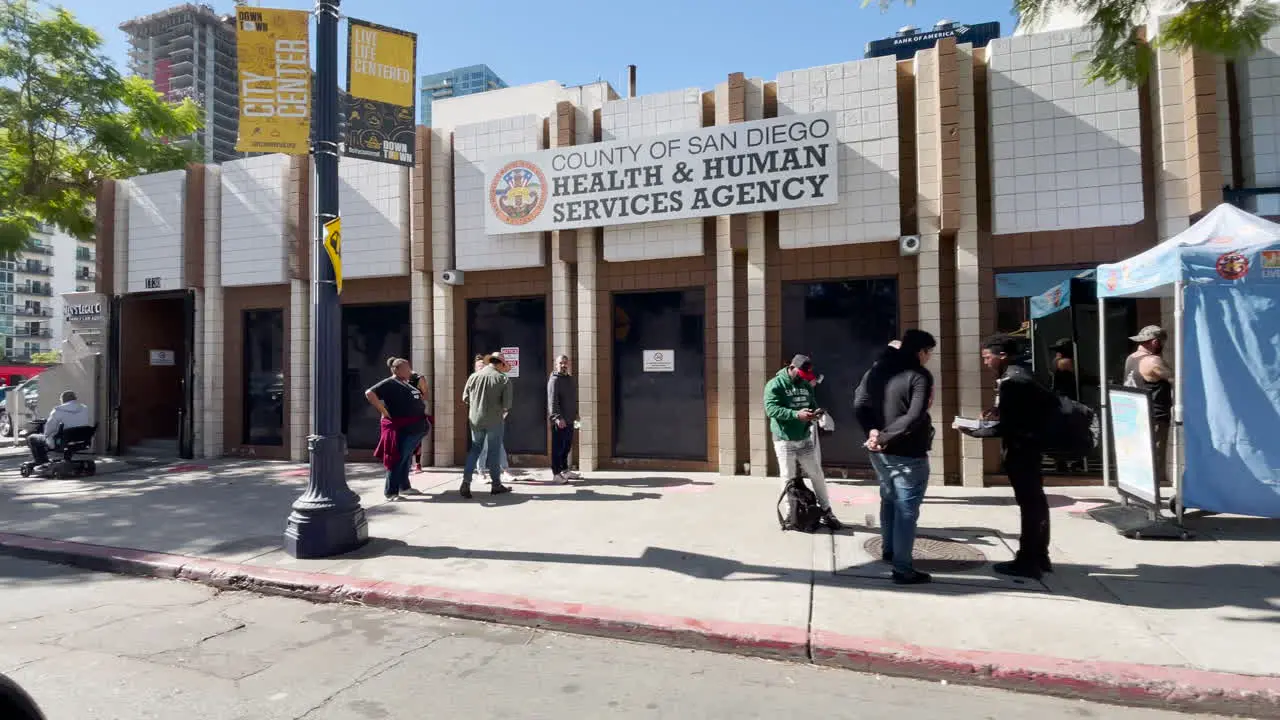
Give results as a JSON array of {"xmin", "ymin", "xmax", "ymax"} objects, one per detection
[
  {"xmin": 1042, "ymin": 391, "xmax": 1100, "ymax": 456},
  {"xmin": 777, "ymin": 479, "xmax": 824, "ymax": 533}
]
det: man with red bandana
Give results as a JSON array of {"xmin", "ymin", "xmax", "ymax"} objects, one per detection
[{"xmin": 764, "ymin": 354, "xmax": 843, "ymax": 530}]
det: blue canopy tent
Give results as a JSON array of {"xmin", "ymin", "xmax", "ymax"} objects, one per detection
[{"xmin": 1096, "ymin": 204, "xmax": 1280, "ymax": 521}]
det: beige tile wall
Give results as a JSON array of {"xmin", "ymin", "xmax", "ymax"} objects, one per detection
[{"xmin": 430, "ymin": 128, "xmax": 457, "ymax": 466}]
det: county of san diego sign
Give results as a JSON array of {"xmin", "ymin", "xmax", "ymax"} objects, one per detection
[{"xmin": 482, "ymin": 112, "xmax": 839, "ymax": 235}]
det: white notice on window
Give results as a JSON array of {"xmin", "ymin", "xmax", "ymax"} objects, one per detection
[
  {"xmin": 643, "ymin": 349, "xmax": 675, "ymax": 372},
  {"xmin": 500, "ymin": 346, "xmax": 520, "ymax": 378}
]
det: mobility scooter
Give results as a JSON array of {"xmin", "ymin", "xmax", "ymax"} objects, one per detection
[{"xmin": 19, "ymin": 422, "xmax": 98, "ymax": 479}]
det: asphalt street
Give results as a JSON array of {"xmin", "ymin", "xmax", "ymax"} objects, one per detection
[{"xmin": 0, "ymin": 556, "xmax": 1226, "ymax": 720}]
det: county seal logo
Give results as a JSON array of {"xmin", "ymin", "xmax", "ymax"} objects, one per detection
[
  {"xmin": 1216, "ymin": 251, "xmax": 1250, "ymax": 281},
  {"xmin": 490, "ymin": 161, "xmax": 548, "ymax": 226}
]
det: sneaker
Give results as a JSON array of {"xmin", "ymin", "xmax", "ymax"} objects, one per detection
[
  {"xmin": 459, "ymin": 483, "xmax": 473, "ymax": 499},
  {"xmin": 892, "ymin": 569, "xmax": 932, "ymax": 585},
  {"xmin": 993, "ymin": 561, "xmax": 1042, "ymax": 580},
  {"xmin": 554, "ymin": 472, "xmax": 570, "ymax": 485},
  {"xmin": 400, "ymin": 488, "xmax": 422, "ymax": 496},
  {"xmin": 564, "ymin": 470, "xmax": 583, "ymax": 480},
  {"xmin": 385, "ymin": 494, "xmax": 402, "ymax": 502},
  {"xmin": 501, "ymin": 471, "xmax": 518, "ymax": 484},
  {"xmin": 821, "ymin": 509, "xmax": 844, "ymax": 531},
  {"xmin": 491, "ymin": 484, "xmax": 512, "ymax": 496}
]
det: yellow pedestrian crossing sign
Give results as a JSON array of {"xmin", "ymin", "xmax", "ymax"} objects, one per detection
[{"xmin": 323, "ymin": 217, "xmax": 343, "ymax": 294}]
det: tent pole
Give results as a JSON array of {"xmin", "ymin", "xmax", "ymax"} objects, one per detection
[
  {"xmin": 1174, "ymin": 281, "xmax": 1185, "ymax": 524},
  {"xmin": 1099, "ymin": 296, "xmax": 1111, "ymax": 487}
]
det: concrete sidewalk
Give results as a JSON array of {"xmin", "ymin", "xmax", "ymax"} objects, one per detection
[{"xmin": 0, "ymin": 457, "xmax": 1277, "ymax": 716}]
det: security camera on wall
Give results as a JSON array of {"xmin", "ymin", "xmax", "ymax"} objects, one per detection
[
  {"xmin": 899, "ymin": 235, "xmax": 922, "ymax": 257},
  {"xmin": 441, "ymin": 269, "xmax": 465, "ymax": 286}
]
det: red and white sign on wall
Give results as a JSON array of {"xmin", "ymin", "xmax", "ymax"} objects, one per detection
[{"xmin": 500, "ymin": 346, "xmax": 520, "ymax": 378}]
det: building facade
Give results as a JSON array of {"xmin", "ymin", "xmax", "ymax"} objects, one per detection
[
  {"xmin": 420, "ymin": 64, "xmax": 508, "ymax": 126},
  {"xmin": 121, "ymin": 4, "xmax": 240, "ymax": 164},
  {"xmin": 97, "ymin": 19, "xmax": 1269, "ymax": 485}
]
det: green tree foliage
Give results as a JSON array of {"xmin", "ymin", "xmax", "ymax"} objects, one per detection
[
  {"xmin": 863, "ymin": 0, "xmax": 1279, "ymax": 86},
  {"xmin": 0, "ymin": 0, "xmax": 203, "ymax": 252},
  {"xmin": 29, "ymin": 350, "xmax": 60, "ymax": 364}
]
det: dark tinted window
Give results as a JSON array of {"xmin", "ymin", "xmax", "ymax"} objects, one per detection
[
  {"xmin": 243, "ymin": 309, "xmax": 284, "ymax": 446},
  {"xmin": 342, "ymin": 303, "xmax": 412, "ymax": 450},
  {"xmin": 612, "ymin": 289, "xmax": 707, "ymax": 461},
  {"xmin": 781, "ymin": 279, "xmax": 898, "ymax": 467},
  {"xmin": 467, "ymin": 297, "xmax": 548, "ymax": 455}
]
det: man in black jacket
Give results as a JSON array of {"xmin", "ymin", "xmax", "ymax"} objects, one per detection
[
  {"xmin": 960, "ymin": 334, "xmax": 1053, "ymax": 580},
  {"xmin": 854, "ymin": 330, "xmax": 937, "ymax": 585},
  {"xmin": 547, "ymin": 355, "xmax": 578, "ymax": 484}
]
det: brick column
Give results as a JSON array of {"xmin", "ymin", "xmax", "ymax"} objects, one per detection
[
  {"xmin": 410, "ymin": 126, "xmax": 434, "ymax": 462},
  {"xmin": 575, "ymin": 231, "xmax": 599, "ymax": 471},
  {"xmin": 1182, "ymin": 49, "xmax": 1224, "ymax": 215},
  {"xmin": 955, "ymin": 44, "xmax": 986, "ymax": 486},
  {"xmin": 200, "ymin": 166, "xmax": 224, "ymax": 458},
  {"xmin": 914, "ymin": 47, "xmax": 947, "ymax": 485},
  {"xmin": 287, "ymin": 156, "xmax": 312, "ymax": 463},
  {"xmin": 550, "ymin": 102, "xmax": 578, "ymax": 359},
  {"xmin": 713, "ymin": 74, "xmax": 746, "ymax": 476},
  {"xmin": 431, "ymin": 128, "xmax": 457, "ymax": 466}
]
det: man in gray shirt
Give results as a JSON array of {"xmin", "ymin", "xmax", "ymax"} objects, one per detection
[
  {"xmin": 461, "ymin": 353, "xmax": 513, "ymax": 498},
  {"xmin": 547, "ymin": 354, "xmax": 579, "ymax": 483}
]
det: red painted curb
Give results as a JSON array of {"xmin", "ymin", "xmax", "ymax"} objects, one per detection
[
  {"xmin": 2, "ymin": 531, "xmax": 1277, "ymax": 717},
  {"xmin": 811, "ymin": 631, "xmax": 1280, "ymax": 717}
]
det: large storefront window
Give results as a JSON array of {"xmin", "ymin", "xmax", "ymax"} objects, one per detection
[
  {"xmin": 781, "ymin": 278, "xmax": 899, "ymax": 467},
  {"xmin": 342, "ymin": 303, "xmax": 411, "ymax": 450},
  {"xmin": 243, "ymin": 309, "xmax": 284, "ymax": 446}
]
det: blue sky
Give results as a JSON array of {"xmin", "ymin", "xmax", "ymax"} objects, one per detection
[{"xmin": 57, "ymin": 0, "xmax": 1014, "ymax": 94}]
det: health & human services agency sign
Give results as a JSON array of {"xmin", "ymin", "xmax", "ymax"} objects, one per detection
[{"xmin": 482, "ymin": 112, "xmax": 839, "ymax": 235}]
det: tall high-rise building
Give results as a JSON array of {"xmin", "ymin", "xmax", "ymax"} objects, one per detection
[
  {"xmin": 0, "ymin": 226, "xmax": 95, "ymax": 363},
  {"xmin": 121, "ymin": 4, "xmax": 240, "ymax": 164},
  {"xmin": 420, "ymin": 64, "xmax": 508, "ymax": 126}
]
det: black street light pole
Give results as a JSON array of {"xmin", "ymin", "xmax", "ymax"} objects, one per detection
[{"xmin": 284, "ymin": 0, "xmax": 368, "ymax": 558}]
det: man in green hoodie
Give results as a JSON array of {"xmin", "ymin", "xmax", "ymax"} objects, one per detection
[{"xmin": 765, "ymin": 354, "xmax": 842, "ymax": 530}]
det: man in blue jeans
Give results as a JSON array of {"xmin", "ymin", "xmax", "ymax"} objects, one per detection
[
  {"xmin": 461, "ymin": 353, "xmax": 514, "ymax": 499},
  {"xmin": 854, "ymin": 330, "xmax": 937, "ymax": 585}
]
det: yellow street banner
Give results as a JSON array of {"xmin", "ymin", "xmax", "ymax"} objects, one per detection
[
  {"xmin": 344, "ymin": 18, "xmax": 417, "ymax": 166},
  {"xmin": 347, "ymin": 19, "xmax": 415, "ymax": 107},
  {"xmin": 235, "ymin": 7, "xmax": 312, "ymax": 154},
  {"xmin": 323, "ymin": 217, "xmax": 343, "ymax": 294}
]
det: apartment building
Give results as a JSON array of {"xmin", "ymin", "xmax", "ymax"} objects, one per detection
[{"xmin": 0, "ymin": 226, "xmax": 95, "ymax": 361}]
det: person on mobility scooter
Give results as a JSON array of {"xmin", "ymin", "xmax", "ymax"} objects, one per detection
[{"xmin": 20, "ymin": 390, "xmax": 96, "ymax": 479}]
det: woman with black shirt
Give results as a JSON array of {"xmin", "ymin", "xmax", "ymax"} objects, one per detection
[{"xmin": 366, "ymin": 357, "xmax": 430, "ymax": 501}]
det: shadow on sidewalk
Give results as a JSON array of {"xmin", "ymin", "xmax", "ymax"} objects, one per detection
[
  {"xmin": 404, "ymin": 487, "xmax": 665, "ymax": 506},
  {"xmin": 332, "ymin": 535, "xmax": 1280, "ymax": 619}
]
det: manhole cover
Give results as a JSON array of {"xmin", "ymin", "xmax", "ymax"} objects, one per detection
[{"xmin": 863, "ymin": 536, "xmax": 988, "ymax": 573}]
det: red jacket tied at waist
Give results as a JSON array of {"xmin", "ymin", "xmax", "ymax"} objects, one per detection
[{"xmin": 374, "ymin": 416, "xmax": 422, "ymax": 470}]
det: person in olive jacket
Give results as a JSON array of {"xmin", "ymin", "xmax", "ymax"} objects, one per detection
[{"xmin": 764, "ymin": 354, "xmax": 842, "ymax": 530}]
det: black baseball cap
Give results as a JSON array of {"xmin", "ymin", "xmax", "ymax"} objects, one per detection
[{"xmin": 790, "ymin": 354, "xmax": 817, "ymax": 381}]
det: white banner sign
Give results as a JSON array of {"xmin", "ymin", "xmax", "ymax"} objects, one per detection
[
  {"xmin": 482, "ymin": 112, "xmax": 839, "ymax": 235},
  {"xmin": 643, "ymin": 349, "xmax": 675, "ymax": 373}
]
